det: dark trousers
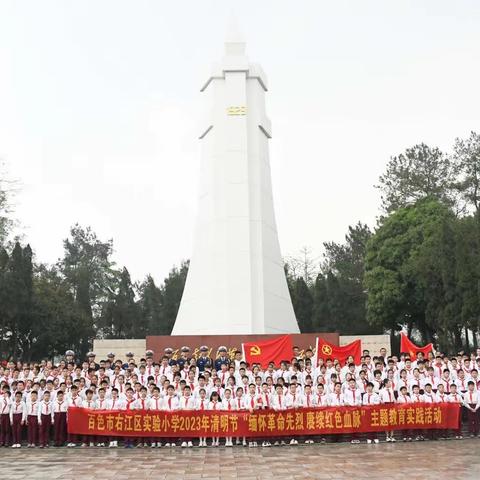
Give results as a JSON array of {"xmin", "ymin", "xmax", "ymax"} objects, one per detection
[
  {"xmin": 27, "ymin": 415, "xmax": 38, "ymax": 445},
  {"xmin": 39, "ymin": 414, "xmax": 51, "ymax": 446},
  {"xmin": 82, "ymin": 435, "xmax": 96, "ymax": 444},
  {"xmin": 0, "ymin": 414, "xmax": 10, "ymax": 446},
  {"xmin": 11, "ymin": 413, "xmax": 23, "ymax": 445},
  {"xmin": 467, "ymin": 405, "xmax": 479, "ymax": 435},
  {"xmin": 54, "ymin": 412, "xmax": 67, "ymax": 446}
]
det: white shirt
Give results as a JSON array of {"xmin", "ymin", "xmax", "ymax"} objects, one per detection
[
  {"xmin": 9, "ymin": 400, "xmax": 26, "ymax": 422},
  {"xmin": 67, "ymin": 395, "xmax": 83, "ymax": 408},
  {"xmin": 195, "ymin": 397, "xmax": 209, "ymax": 411},
  {"xmin": 133, "ymin": 398, "xmax": 149, "ymax": 410},
  {"xmin": 38, "ymin": 400, "xmax": 53, "ymax": 422},
  {"xmin": 0, "ymin": 397, "xmax": 11, "ymax": 415},
  {"xmin": 222, "ymin": 397, "xmax": 237, "ymax": 411},
  {"xmin": 285, "ymin": 392, "xmax": 302, "ymax": 408},
  {"xmin": 162, "ymin": 396, "xmax": 179, "ymax": 411},
  {"xmin": 379, "ymin": 389, "xmax": 396, "ymax": 404},
  {"xmin": 328, "ymin": 392, "xmax": 344, "ymax": 406},
  {"xmin": 315, "ymin": 392, "xmax": 329, "ymax": 407},
  {"xmin": 343, "ymin": 388, "xmax": 362, "ymax": 406},
  {"xmin": 52, "ymin": 399, "xmax": 68, "ymax": 413},
  {"xmin": 422, "ymin": 392, "xmax": 436, "ymax": 403},
  {"xmin": 362, "ymin": 392, "xmax": 381, "ymax": 405},
  {"xmin": 396, "ymin": 393, "xmax": 412, "ymax": 404},
  {"xmin": 106, "ymin": 397, "xmax": 124, "ymax": 410},
  {"xmin": 463, "ymin": 390, "xmax": 479, "ymax": 406},
  {"xmin": 178, "ymin": 395, "xmax": 195, "ymax": 410},
  {"xmin": 301, "ymin": 392, "xmax": 315, "ymax": 408},
  {"xmin": 148, "ymin": 396, "xmax": 162, "ymax": 411},
  {"xmin": 271, "ymin": 393, "xmax": 287, "ymax": 410},
  {"xmin": 26, "ymin": 399, "xmax": 39, "ymax": 416},
  {"xmin": 410, "ymin": 393, "xmax": 424, "ymax": 403},
  {"xmin": 208, "ymin": 400, "xmax": 222, "ymax": 411},
  {"xmin": 81, "ymin": 399, "xmax": 97, "ymax": 409}
]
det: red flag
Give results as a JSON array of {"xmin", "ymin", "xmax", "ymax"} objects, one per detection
[
  {"xmin": 242, "ymin": 335, "xmax": 293, "ymax": 369},
  {"xmin": 315, "ymin": 337, "xmax": 361, "ymax": 366},
  {"xmin": 400, "ymin": 333, "xmax": 433, "ymax": 358}
]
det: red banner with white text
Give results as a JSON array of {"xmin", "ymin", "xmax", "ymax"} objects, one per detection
[{"xmin": 67, "ymin": 403, "xmax": 460, "ymax": 438}]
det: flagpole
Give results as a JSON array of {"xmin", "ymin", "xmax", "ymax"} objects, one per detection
[{"xmin": 313, "ymin": 337, "xmax": 319, "ymax": 368}]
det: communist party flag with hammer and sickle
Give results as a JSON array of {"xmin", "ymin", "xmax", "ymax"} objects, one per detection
[
  {"xmin": 315, "ymin": 337, "xmax": 362, "ymax": 366},
  {"xmin": 399, "ymin": 332, "xmax": 433, "ymax": 358},
  {"xmin": 242, "ymin": 335, "xmax": 293, "ymax": 368}
]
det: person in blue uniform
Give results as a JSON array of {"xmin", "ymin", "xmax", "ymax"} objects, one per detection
[
  {"xmin": 122, "ymin": 352, "xmax": 134, "ymax": 370},
  {"xmin": 86, "ymin": 352, "xmax": 100, "ymax": 370},
  {"xmin": 176, "ymin": 347, "xmax": 191, "ymax": 369},
  {"xmin": 214, "ymin": 346, "xmax": 230, "ymax": 372},
  {"xmin": 197, "ymin": 346, "xmax": 213, "ymax": 372},
  {"xmin": 164, "ymin": 348, "xmax": 177, "ymax": 366}
]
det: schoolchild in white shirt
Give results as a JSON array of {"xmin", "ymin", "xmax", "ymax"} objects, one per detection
[
  {"xmin": 80, "ymin": 389, "xmax": 96, "ymax": 447},
  {"xmin": 328, "ymin": 382, "xmax": 344, "ymax": 407},
  {"xmin": 10, "ymin": 391, "xmax": 25, "ymax": 448},
  {"xmin": 380, "ymin": 379, "xmax": 396, "ymax": 442},
  {"xmin": 362, "ymin": 382, "xmax": 380, "ymax": 444},
  {"xmin": 448, "ymin": 384, "xmax": 463, "ymax": 439},
  {"xmin": 0, "ymin": 390, "xmax": 12, "ymax": 447},
  {"xmin": 178, "ymin": 385, "xmax": 195, "ymax": 448},
  {"xmin": 195, "ymin": 388, "xmax": 209, "ymax": 447},
  {"xmin": 52, "ymin": 390, "xmax": 68, "ymax": 447},
  {"xmin": 208, "ymin": 391, "xmax": 222, "ymax": 447},
  {"xmin": 315, "ymin": 383, "xmax": 329, "ymax": 407},
  {"xmin": 464, "ymin": 380, "xmax": 480, "ymax": 436},
  {"xmin": 221, "ymin": 388, "xmax": 236, "ymax": 446}
]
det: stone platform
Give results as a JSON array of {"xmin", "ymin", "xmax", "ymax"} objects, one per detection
[{"xmin": 0, "ymin": 439, "xmax": 479, "ymax": 480}]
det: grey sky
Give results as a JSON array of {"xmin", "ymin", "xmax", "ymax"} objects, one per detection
[{"xmin": 1, "ymin": 0, "xmax": 479, "ymax": 283}]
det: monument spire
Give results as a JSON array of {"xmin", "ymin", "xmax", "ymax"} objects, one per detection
[
  {"xmin": 172, "ymin": 24, "xmax": 299, "ymax": 335},
  {"xmin": 224, "ymin": 13, "xmax": 245, "ymax": 55}
]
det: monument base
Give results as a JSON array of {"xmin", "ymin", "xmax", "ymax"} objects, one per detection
[{"xmin": 146, "ymin": 333, "xmax": 339, "ymax": 361}]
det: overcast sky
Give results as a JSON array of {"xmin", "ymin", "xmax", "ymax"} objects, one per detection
[{"xmin": 1, "ymin": 0, "xmax": 479, "ymax": 283}]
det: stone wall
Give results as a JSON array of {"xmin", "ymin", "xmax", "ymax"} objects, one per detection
[
  {"xmin": 339, "ymin": 335, "xmax": 391, "ymax": 357},
  {"xmin": 92, "ymin": 339, "xmax": 146, "ymax": 362}
]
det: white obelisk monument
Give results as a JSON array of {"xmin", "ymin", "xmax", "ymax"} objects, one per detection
[{"xmin": 172, "ymin": 22, "xmax": 299, "ymax": 335}]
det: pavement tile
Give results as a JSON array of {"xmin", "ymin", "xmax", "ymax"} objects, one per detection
[{"xmin": 0, "ymin": 440, "xmax": 479, "ymax": 479}]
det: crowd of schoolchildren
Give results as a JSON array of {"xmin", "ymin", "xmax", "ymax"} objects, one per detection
[{"xmin": 1, "ymin": 345, "xmax": 480, "ymax": 449}]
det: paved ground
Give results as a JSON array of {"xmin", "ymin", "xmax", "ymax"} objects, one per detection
[{"xmin": 0, "ymin": 440, "xmax": 479, "ymax": 479}]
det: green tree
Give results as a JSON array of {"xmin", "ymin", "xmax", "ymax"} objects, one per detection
[
  {"xmin": 292, "ymin": 277, "xmax": 313, "ymax": 333},
  {"xmin": 32, "ymin": 265, "xmax": 93, "ymax": 359},
  {"xmin": 0, "ymin": 247, "xmax": 10, "ymax": 356},
  {"xmin": 0, "ymin": 243, "xmax": 35, "ymax": 358},
  {"xmin": 311, "ymin": 274, "xmax": 332, "ymax": 332},
  {"xmin": 318, "ymin": 223, "xmax": 379, "ymax": 335},
  {"xmin": 59, "ymin": 225, "xmax": 117, "ymax": 354},
  {"xmin": 158, "ymin": 261, "xmax": 189, "ymax": 335},
  {"xmin": 100, "ymin": 267, "xmax": 142, "ymax": 339},
  {"xmin": 60, "ymin": 224, "xmax": 117, "ymax": 319},
  {"xmin": 138, "ymin": 275, "xmax": 164, "ymax": 335},
  {"xmin": 453, "ymin": 131, "xmax": 480, "ymax": 214},
  {"xmin": 364, "ymin": 198, "xmax": 459, "ymax": 350},
  {"xmin": 454, "ymin": 215, "xmax": 480, "ymax": 349},
  {"xmin": 377, "ymin": 143, "xmax": 456, "ymax": 213}
]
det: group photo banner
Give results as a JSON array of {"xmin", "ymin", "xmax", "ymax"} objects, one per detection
[{"xmin": 68, "ymin": 403, "xmax": 460, "ymax": 438}]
